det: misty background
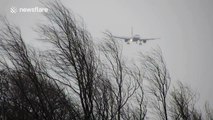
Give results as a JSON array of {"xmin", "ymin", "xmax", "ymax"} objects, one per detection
[{"xmin": 0, "ymin": 0, "xmax": 213, "ymax": 108}]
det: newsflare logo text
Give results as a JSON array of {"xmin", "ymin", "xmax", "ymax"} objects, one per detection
[{"xmin": 10, "ymin": 6, "xmax": 48, "ymax": 14}]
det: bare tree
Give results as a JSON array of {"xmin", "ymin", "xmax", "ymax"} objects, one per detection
[
  {"xmin": 128, "ymin": 66, "xmax": 147, "ymax": 120},
  {"xmin": 142, "ymin": 48, "xmax": 170, "ymax": 120},
  {"xmin": 3, "ymin": 1, "xmax": 211, "ymax": 120},
  {"xmin": 170, "ymin": 81, "xmax": 202, "ymax": 120},
  {"xmin": 99, "ymin": 32, "xmax": 143, "ymax": 120},
  {"xmin": 0, "ymin": 18, "xmax": 80, "ymax": 120},
  {"xmin": 38, "ymin": 1, "xmax": 98, "ymax": 120},
  {"xmin": 37, "ymin": 2, "xmax": 147, "ymax": 120},
  {"xmin": 93, "ymin": 65, "xmax": 115, "ymax": 120},
  {"xmin": 205, "ymin": 102, "xmax": 213, "ymax": 120}
]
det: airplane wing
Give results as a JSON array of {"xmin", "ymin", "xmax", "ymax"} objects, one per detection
[
  {"xmin": 112, "ymin": 36, "xmax": 131, "ymax": 40},
  {"xmin": 139, "ymin": 38, "xmax": 159, "ymax": 44}
]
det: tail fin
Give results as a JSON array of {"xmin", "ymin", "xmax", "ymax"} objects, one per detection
[{"xmin": 131, "ymin": 27, "xmax": 133, "ymax": 37}]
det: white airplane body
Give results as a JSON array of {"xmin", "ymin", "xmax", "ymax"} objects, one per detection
[{"xmin": 113, "ymin": 28, "xmax": 158, "ymax": 45}]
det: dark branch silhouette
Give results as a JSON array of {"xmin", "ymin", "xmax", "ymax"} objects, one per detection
[
  {"xmin": 0, "ymin": 1, "xmax": 210, "ymax": 120},
  {"xmin": 142, "ymin": 48, "xmax": 170, "ymax": 120}
]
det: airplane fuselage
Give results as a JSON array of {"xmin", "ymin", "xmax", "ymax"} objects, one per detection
[
  {"xmin": 127, "ymin": 34, "xmax": 146, "ymax": 44},
  {"xmin": 113, "ymin": 31, "xmax": 157, "ymax": 45},
  {"xmin": 132, "ymin": 36, "xmax": 140, "ymax": 42}
]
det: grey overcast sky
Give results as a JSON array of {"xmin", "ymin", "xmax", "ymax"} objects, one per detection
[{"xmin": 1, "ymin": 0, "xmax": 213, "ymax": 107}]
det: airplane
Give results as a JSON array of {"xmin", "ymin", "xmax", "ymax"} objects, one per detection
[{"xmin": 112, "ymin": 28, "xmax": 159, "ymax": 45}]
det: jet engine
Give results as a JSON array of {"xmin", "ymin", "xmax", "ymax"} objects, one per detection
[
  {"xmin": 124, "ymin": 39, "xmax": 130, "ymax": 44},
  {"xmin": 143, "ymin": 40, "xmax": 147, "ymax": 43}
]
